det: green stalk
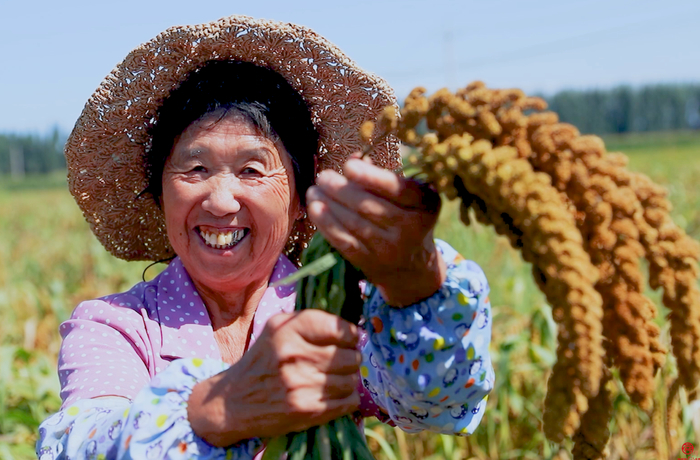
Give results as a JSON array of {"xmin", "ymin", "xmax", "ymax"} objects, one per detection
[{"xmin": 262, "ymin": 234, "xmax": 375, "ymax": 460}]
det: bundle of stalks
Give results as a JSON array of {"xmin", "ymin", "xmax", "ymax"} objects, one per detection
[{"xmin": 359, "ymin": 83, "xmax": 700, "ymax": 459}]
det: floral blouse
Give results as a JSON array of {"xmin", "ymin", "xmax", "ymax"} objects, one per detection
[{"xmin": 37, "ymin": 240, "xmax": 493, "ymax": 459}]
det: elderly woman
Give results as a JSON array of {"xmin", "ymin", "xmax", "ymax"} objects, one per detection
[{"xmin": 37, "ymin": 16, "xmax": 493, "ymax": 460}]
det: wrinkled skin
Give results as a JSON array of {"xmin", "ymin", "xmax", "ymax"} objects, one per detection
[
  {"xmin": 161, "ymin": 112, "xmax": 302, "ymax": 303},
  {"xmin": 157, "ymin": 112, "xmax": 445, "ymax": 446}
]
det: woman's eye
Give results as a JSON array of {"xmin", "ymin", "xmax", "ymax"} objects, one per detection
[
  {"xmin": 190, "ymin": 165, "xmax": 206, "ymax": 173},
  {"xmin": 242, "ymin": 167, "xmax": 261, "ymax": 175}
]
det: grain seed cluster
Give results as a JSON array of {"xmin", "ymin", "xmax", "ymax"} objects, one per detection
[{"xmin": 360, "ymin": 83, "xmax": 700, "ymax": 459}]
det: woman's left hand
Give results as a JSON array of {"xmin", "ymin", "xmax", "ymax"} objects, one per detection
[{"xmin": 306, "ymin": 155, "xmax": 446, "ymax": 307}]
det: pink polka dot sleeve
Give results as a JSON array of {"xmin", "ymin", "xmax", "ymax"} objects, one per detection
[{"xmin": 58, "ymin": 297, "xmax": 154, "ymax": 407}]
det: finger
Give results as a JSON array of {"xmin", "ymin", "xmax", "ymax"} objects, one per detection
[
  {"xmin": 313, "ymin": 346, "xmax": 362, "ymax": 375},
  {"xmin": 323, "ymin": 197, "xmax": 390, "ymax": 244},
  {"xmin": 262, "ymin": 312, "xmax": 297, "ymax": 336},
  {"xmin": 310, "ymin": 176, "xmax": 404, "ymax": 229},
  {"xmin": 319, "ymin": 163, "xmax": 400, "ymax": 204},
  {"xmin": 343, "ymin": 158, "xmax": 404, "ymax": 200},
  {"xmin": 323, "ymin": 373, "xmax": 359, "ymax": 399},
  {"xmin": 293, "ymin": 310, "xmax": 359, "ymax": 348},
  {"xmin": 307, "ymin": 198, "xmax": 368, "ymax": 261},
  {"xmin": 344, "ymin": 159, "xmax": 441, "ymax": 212},
  {"xmin": 296, "ymin": 385, "xmax": 360, "ymax": 414},
  {"xmin": 308, "ymin": 186, "xmax": 391, "ymax": 241},
  {"xmin": 276, "ymin": 337, "xmax": 361, "ymax": 376},
  {"xmin": 279, "ymin": 361, "xmax": 358, "ymax": 395},
  {"xmin": 322, "ymin": 391, "xmax": 361, "ymax": 420}
]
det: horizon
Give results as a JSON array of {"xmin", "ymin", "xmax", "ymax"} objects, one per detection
[{"xmin": 4, "ymin": 81, "xmax": 700, "ymax": 138}]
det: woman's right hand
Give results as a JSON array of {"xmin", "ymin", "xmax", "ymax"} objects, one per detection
[{"xmin": 187, "ymin": 309, "xmax": 361, "ymax": 447}]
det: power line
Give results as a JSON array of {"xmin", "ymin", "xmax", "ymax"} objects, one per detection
[{"xmin": 380, "ymin": 8, "xmax": 700, "ymax": 81}]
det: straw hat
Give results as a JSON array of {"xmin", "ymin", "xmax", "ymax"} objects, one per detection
[{"xmin": 65, "ymin": 15, "xmax": 401, "ymax": 263}]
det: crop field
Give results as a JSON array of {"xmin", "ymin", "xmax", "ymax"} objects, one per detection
[{"xmin": 0, "ymin": 131, "xmax": 699, "ymax": 460}]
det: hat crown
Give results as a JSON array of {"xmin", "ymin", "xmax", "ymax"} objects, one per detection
[{"xmin": 65, "ymin": 15, "xmax": 400, "ymax": 262}]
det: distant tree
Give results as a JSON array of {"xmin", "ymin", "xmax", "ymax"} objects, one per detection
[
  {"xmin": 546, "ymin": 83, "xmax": 700, "ymax": 135},
  {"xmin": 605, "ymin": 86, "xmax": 633, "ymax": 133},
  {"xmin": 4, "ymin": 84, "xmax": 700, "ymax": 176},
  {"xmin": 0, "ymin": 128, "xmax": 66, "ymax": 175}
]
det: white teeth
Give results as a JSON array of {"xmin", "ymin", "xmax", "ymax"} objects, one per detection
[{"xmin": 217, "ymin": 233, "xmax": 226, "ymax": 246}]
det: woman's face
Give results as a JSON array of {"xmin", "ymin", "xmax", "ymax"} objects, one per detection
[{"xmin": 161, "ymin": 112, "xmax": 302, "ymax": 293}]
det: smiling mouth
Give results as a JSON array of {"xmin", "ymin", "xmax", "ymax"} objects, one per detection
[{"xmin": 197, "ymin": 228, "xmax": 248, "ymax": 249}]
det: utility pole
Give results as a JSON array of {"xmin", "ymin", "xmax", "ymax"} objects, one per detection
[{"xmin": 10, "ymin": 145, "xmax": 25, "ymax": 178}]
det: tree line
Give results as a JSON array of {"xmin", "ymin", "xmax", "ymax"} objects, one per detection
[
  {"xmin": 1, "ymin": 83, "xmax": 699, "ymax": 176},
  {"xmin": 0, "ymin": 128, "xmax": 65, "ymax": 177},
  {"xmin": 545, "ymin": 83, "xmax": 700, "ymax": 135}
]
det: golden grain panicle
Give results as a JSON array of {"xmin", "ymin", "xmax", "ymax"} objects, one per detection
[{"xmin": 357, "ymin": 83, "xmax": 700, "ymax": 453}]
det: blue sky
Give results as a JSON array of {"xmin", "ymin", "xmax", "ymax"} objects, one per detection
[{"xmin": 1, "ymin": 0, "xmax": 698, "ymax": 134}]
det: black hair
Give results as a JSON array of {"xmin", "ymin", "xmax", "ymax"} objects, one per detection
[{"xmin": 145, "ymin": 60, "xmax": 319, "ymax": 206}]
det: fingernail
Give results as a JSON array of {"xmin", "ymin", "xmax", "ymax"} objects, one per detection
[{"xmin": 307, "ymin": 200, "xmax": 324, "ymax": 216}]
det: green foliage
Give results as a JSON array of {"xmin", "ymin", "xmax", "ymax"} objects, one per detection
[
  {"xmin": 0, "ymin": 171, "xmax": 67, "ymax": 192},
  {"xmin": 1, "ymin": 131, "xmax": 699, "ymax": 459},
  {"xmin": 603, "ymin": 131, "xmax": 700, "ymax": 238},
  {"xmin": 0, "ymin": 184, "xmax": 154, "ymax": 459}
]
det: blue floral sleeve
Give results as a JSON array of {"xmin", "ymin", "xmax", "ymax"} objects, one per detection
[
  {"xmin": 36, "ymin": 358, "xmax": 261, "ymax": 460},
  {"xmin": 360, "ymin": 239, "xmax": 493, "ymax": 434}
]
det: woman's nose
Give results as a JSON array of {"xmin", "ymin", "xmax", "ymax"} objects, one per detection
[{"xmin": 201, "ymin": 176, "xmax": 242, "ymax": 216}]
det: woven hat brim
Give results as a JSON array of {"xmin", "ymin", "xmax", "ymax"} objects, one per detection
[{"xmin": 65, "ymin": 15, "xmax": 401, "ymax": 261}]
